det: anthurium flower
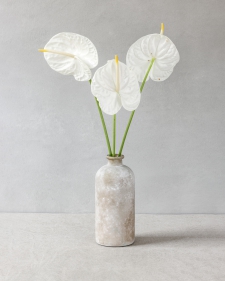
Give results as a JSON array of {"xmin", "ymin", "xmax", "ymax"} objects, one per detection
[
  {"xmin": 39, "ymin": 32, "xmax": 98, "ymax": 81},
  {"xmin": 91, "ymin": 59, "xmax": 140, "ymax": 115},
  {"xmin": 126, "ymin": 25, "xmax": 180, "ymax": 82}
]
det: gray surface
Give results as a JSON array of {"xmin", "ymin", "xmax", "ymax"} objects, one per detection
[
  {"xmin": 0, "ymin": 0, "xmax": 225, "ymax": 213},
  {"xmin": 0, "ymin": 214, "xmax": 225, "ymax": 280}
]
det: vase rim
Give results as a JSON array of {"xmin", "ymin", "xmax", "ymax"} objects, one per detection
[{"xmin": 107, "ymin": 154, "xmax": 124, "ymax": 160}]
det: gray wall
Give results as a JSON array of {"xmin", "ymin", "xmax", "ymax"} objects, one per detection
[{"xmin": 0, "ymin": 0, "xmax": 225, "ymax": 213}]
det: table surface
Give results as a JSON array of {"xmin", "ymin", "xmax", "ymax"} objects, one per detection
[{"xmin": 0, "ymin": 214, "xmax": 225, "ymax": 281}]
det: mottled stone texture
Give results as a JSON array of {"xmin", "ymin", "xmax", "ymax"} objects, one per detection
[{"xmin": 95, "ymin": 155, "xmax": 135, "ymax": 246}]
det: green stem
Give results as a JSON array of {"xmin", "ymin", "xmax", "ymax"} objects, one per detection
[
  {"xmin": 140, "ymin": 58, "xmax": 155, "ymax": 93},
  {"xmin": 118, "ymin": 110, "xmax": 135, "ymax": 156},
  {"xmin": 118, "ymin": 58, "xmax": 155, "ymax": 156},
  {"xmin": 89, "ymin": 80, "xmax": 112, "ymax": 156},
  {"xmin": 112, "ymin": 114, "xmax": 116, "ymax": 156}
]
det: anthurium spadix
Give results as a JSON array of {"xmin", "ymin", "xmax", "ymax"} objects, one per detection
[
  {"xmin": 126, "ymin": 24, "xmax": 180, "ymax": 82},
  {"xmin": 39, "ymin": 32, "xmax": 98, "ymax": 81},
  {"xmin": 91, "ymin": 58, "xmax": 140, "ymax": 115}
]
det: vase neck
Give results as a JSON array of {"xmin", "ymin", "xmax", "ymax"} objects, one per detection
[
  {"xmin": 107, "ymin": 159, "xmax": 123, "ymax": 166},
  {"xmin": 106, "ymin": 155, "xmax": 124, "ymax": 166}
]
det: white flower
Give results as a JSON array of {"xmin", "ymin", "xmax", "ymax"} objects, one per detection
[
  {"xmin": 126, "ymin": 33, "xmax": 180, "ymax": 82},
  {"xmin": 39, "ymin": 32, "xmax": 98, "ymax": 81},
  {"xmin": 91, "ymin": 59, "xmax": 141, "ymax": 115}
]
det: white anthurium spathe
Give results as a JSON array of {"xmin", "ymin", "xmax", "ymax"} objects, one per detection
[
  {"xmin": 91, "ymin": 58, "xmax": 141, "ymax": 115},
  {"xmin": 39, "ymin": 32, "xmax": 98, "ymax": 81},
  {"xmin": 126, "ymin": 25, "xmax": 180, "ymax": 82}
]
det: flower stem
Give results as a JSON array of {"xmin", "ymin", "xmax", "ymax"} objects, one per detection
[
  {"xmin": 112, "ymin": 114, "xmax": 116, "ymax": 156},
  {"xmin": 140, "ymin": 58, "xmax": 155, "ymax": 92},
  {"xmin": 89, "ymin": 80, "xmax": 112, "ymax": 156},
  {"xmin": 118, "ymin": 110, "xmax": 135, "ymax": 156},
  {"xmin": 118, "ymin": 58, "xmax": 155, "ymax": 156}
]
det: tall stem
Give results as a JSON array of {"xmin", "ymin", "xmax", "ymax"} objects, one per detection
[
  {"xmin": 140, "ymin": 58, "xmax": 155, "ymax": 92},
  {"xmin": 112, "ymin": 114, "xmax": 116, "ymax": 156},
  {"xmin": 113, "ymin": 54, "xmax": 119, "ymax": 157},
  {"xmin": 89, "ymin": 80, "xmax": 112, "ymax": 156},
  {"xmin": 118, "ymin": 58, "xmax": 155, "ymax": 156},
  {"xmin": 118, "ymin": 111, "xmax": 135, "ymax": 156}
]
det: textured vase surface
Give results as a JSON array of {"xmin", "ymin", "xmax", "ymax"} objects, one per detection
[{"xmin": 95, "ymin": 155, "xmax": 135, "ymax": 246}]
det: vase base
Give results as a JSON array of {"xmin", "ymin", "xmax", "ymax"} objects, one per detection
[{"xmin": 96, "ymin": 239, "xmax": 135, "ymax": 247}]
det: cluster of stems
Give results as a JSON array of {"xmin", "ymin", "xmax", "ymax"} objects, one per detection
[{"xmin": 90, "ymin": 57, "xmax": 155, "ymax": 157}]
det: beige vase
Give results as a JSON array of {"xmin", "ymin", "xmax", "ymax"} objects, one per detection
[{"xmin": 95, "ymin": 155, "xmax": 135, "ymax": 246}]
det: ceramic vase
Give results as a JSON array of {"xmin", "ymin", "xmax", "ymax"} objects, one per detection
[{"xmin": 95, "ymin": 155, "xmax": 135, "ymax": 246}]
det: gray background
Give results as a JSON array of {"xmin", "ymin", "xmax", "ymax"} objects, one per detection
[{"xmin": 0, "ymin": 0, "xmax": 224, "ymax": 213}]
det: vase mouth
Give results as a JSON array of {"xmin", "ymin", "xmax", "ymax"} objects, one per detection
[{"xmin": 107, "ymin": 154, "xmax": 124, "ymax": 160}]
